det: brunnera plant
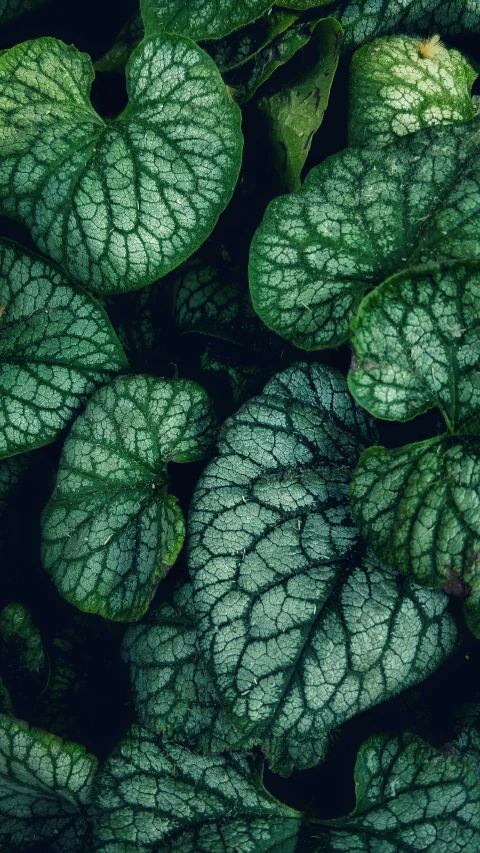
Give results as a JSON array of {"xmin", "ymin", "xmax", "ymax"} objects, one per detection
[{"xmin": 1, "ymin": 2, "xmax": 480, "ymax": 851}]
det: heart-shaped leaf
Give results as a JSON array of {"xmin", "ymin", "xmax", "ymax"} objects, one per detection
[
  {"xmin": 0, "ymin": 240, "xmax": 128, "ymax": 460},
  {"xmin": 349, "ymin": 260, "xmax": 480, "ymax": 636},
  {"xmin": 0, "ymin": 716, "xmax": 97, "ymax": 852},
  {"xmin": 312, "ymin": 729, "xmax": 480, "ymax": 852},
  {"xmin": 0, "ymin": 36, "xmax": 243, "ymax": 294},
  {"xmin": 348, "ymin": 35, "xmax": 477, "ymax": 148},
  {"xmin": 249, "ymin": 122, "xmax": 480, "ymax": 350},
  {"xmin": 91, "ymin": 725, "xmax": 302, "ymax": 853},
  {"xmin": 188, "ymin": 364, "xmax": 457, "ymax": 774},
  {"xmin": 335, "ymin": 0, "xmax": 480, "ymax": 50},
  {"xmin": 41, "ymin": 375, "xmax": 216, "ymax": 621},
  {"xmin": 141, "ymin": 0, "xmax": 331, "ymax": 42}
]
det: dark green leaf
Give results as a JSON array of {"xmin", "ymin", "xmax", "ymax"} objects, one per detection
[
  {"xmin": 0, "ymin": 603, "xmax": 45, "ymax": 675},
  {"xmin": 0, "ymin": 36, "xmax": 243, "ymax": 294},
  {"xmin": 249, "ymin": 122, "xmax": 480, "ymax": 350},
  {"xmin": 94, "ymin": 13, "xmax": 144, "ymax": 74},
  {"xmin": 41, "ymin": 375, "xmax": 216, "ymax": 621},
  {"xmin": 259, "ymin": 17, "xmax": 343, "ymax": 192},
  {"xmin": 0, "ymin": 0, "xmax": 48, "ymax": 24},
  {"xmin": 0, "ymin": 240, "xmax": 128, "ymax": 460}
]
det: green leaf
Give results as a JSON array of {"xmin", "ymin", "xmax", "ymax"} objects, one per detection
[
  {"xmin": 0, "ymin": 603, "xmax": 45, "ymax": 676},
  {"xmin": 348, "ymin": 36, "xmax": 477, "ymax": 149},
  {"xmin": 41, "ymin": 375, "xmax": 217, "ymax": 621},
  {"xmin": 206, "ymin": 7, "xmax": 299, "ymax": 74},
  {"xmin": 249, "ymin": 121, "xmax": 480, "ymax": 350},
  {"xmin": 141, "ymin": 0, "xmax": 331, "ymax": 42},
  {"xmin": 0, "ymin": 455, "xmax": 28, "ymax": 550},
  {"xmin": 349, "ymin": 261, "xmax": 480, "ymax": 636},
  {"xmin": 188, "ymin": 363, "xmax": 457, "ymax": 774},
  {"xmin": 0, "ymin": 36, "xmax": 243, "ymax": 294},
  {"xmin": 0, "ymin": 715, "xmax": 97, "ymax": 852},
  {"xmin": 336, "ymin": 0, "xmax": 480, "ymax": 50},
  {"xmin": 0, "ymin": 240, "xmax": 128, "ymax": 460},
  {"xmin": 312, "ymin": 729, "xmax": 480, "ymax": 852},
  {"xmin": 0, "ymin": 680, "xmax": 13, "ymax": 716},
  {"xmin": 94, "ymin": 12, "xmax": 144, "ymax": 74},
  {"xmin": 122, "ymin": 581, "xmax": 244, "ymax": 752},
  {"xmin": 91, "ymin": 724, "xmax": 302, "ymax": 853},
  {"xmin": 0, "ymin": 0, "xmax": 48, "ymax": 24},
  {"xmin": 259, "ymin": 17, "xmax": 343, "ymax": 192}
]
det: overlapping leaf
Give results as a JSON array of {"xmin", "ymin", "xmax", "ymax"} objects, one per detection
[
  {"xmin": 0, "ymin": 240, "xmax": 128, "ymax": 460},
  {"xmin": 0, "ymin": 36, "xmax": 243, "ymax": 293},
  {"xmin": 259, "ymin": 17, "xmax": 342, "ymax": 191},
  {"xmin": 188, "ymin": 363, "xmax": 457, "ymax": 774},
  {"xmin": 141, "ymin": 0, "xmax": 331, "ymax": 42},
  {"xmin": 0, "ymin": 716, "xmax": 97, "ymax": 852},
  {"xmin": 312, "ymin": 729, "xmax": 480, "ymax": 852},
  {"xmin": 41, "ymin": 375, "xmax": 216, "ymax": 621},
  {"xmin": 350, "ymin": 261, "xmax": 480, "ymax": 636},
  {"xmin": 249, "ymin": 122, "xmax": 480, "ymax": 350},
  {"xmin": 348, "ymin": 35, "xmax": 477, "ymax": 148},
  {"xmin": 91, "ymin": 725, "xmax": 303, "ymax": 853},
  {"xmin": 335, "ymin": 0, "xmax": 480, "ymax": 49}
]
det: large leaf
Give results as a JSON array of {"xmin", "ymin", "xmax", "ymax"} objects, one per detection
[
  {"xmin": 335, "ymin": 0, "xmax": 480, "ymax": 50},
  {"xmin": 0, "ymin": 716, "xmax": 97, "ymax": 852},
  {"xmin": 249, "ymin": 122, "xmax": 480, "ymax": 350},
  {"xmin": 141, "ymin": 0, "xmax": 331, "ymax": 42},
  {"xmin": 91, "ymin": 725, "xmax": 303, "ymax": 853},
  {"xmin": 188, "ymin": 364, "xmax": 457, "ymax": 774},
  {"xmin": 0, "ymin": 36, "xmax": 243, "ymax": 294},
  {"xmin": 312, "ymin": 729, "xmax": 480, "ymax": 852},
  {"xmin": 348, "ymin": 35, "xmax": 477, "ymax": 148},
  {"xmin": 349, "ymin": 261, "xmax": 480, "ymax": 636},
  {"xmin": 122, "ymin": 580, "xmax": 245, "ymax": 753},
  {"xmin": 259, "ymin": 17, "xmax": 342, "ymax": 192},
  {"xmin": 0, "ymin": 240, "xmax": 128, "ymax": 460},
  {"xmin": 41, "ymin": 375, "xmax": 216, "ymax": 621}
]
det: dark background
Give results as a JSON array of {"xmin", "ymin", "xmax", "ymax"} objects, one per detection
[{"xmin": 1, "ymin": 0, "xmax": 480, "ymax": 834}]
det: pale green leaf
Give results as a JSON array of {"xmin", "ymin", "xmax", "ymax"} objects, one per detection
[
  {"xmin": 259, "ymin": 17, "xmax": 343, "ymax": 192},
  {"xmin": 189, "ymin": 364, "xmax": 457, "ymax": 774},
  {"xmin": 349, "ymin": 36, "xmax": 477, "ymax": 148},
  {"xmin": 0, "ymin": 715, "xmax": 97, "ymax": 852},
  {"xmin": 0, "ymin": 240, "xmax": 128, "ymax": 460},
  {"xmin": 122, "ymin": 580, "xmax": 244, "ymax": 752},
  {"xmin": 41, "ymin": 375, "xmax": 216, "ymax": 621},
  {"xmin": 91, "ymin": 725, "xmax": 302, "ymax": 853},
  {"xmin": 141, "ymin": 0, "xmax": 331, "ymax": 42},
  {"xmin": 0, "ymin": 603, "xmax": 45, "ymax": 675},
  {"xmin": 249, "ymin": 122, "xmax": 480, "ymax": 350},
  {"xmin": 313, "ymin": 729, "xmax": 480, "ymax": 852},
  {"xmin": 349, "ymin": 261, "xmax": 480, "ymax": 636},
  {"xmin": 336, "ymin": 0, "xmax": 480, "ymax": 50},
  {"xmin": 0, "ymin": 36, "xmax": 243, "ymax": 294}
]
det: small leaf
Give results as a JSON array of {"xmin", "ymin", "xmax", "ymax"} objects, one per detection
[
  {"xmin": 348, "ymin": 35, "xmax": 477, "ymax": 148},
  {"xmin": 189, "ymin": 364, "xmax": 457, "ymax": 773},
  {"xmin": 0, "ymin": 0, "xmax": 48, "ymax": 24},
  {"xmin": 312, "ymin": 729, "xmax": 480, "ymax": 852},
  {"xmin": 122, "ymin": 581, "xmax": 244, "ymax": 752},
  {"xmin": 259, "ymin": 17, "xmax": 343, "ymax": 192},
  {"xmin": 141, "ymin": 0, "xmax": 331, "ymax": 42},
  {"xmin": 91, "ymin": 725, "xmax": 302, "ymax": 853},
  {"xmin": 0, "ymin": 603, "xmax": 45, "ymax": 675},
  {"xmin": 206, "ymin": 7, "xmax": 299, "ymax": 74},
  {"xmin": 349, "ymin": 261, "xmax": 480, "ymax": 636},
  {"xmin": 336, "ymin": 0, "xmax": 480, "ymax": 50},
  {"xmin": 0, "ymin": 240, "xmax": 128, "ymax": 460},
  {"xmin": 249, "ymin": 122, "xmax": 480, "ymax": 350},
  {"xmin": 0, "ymin": 715, "xmax": 97, "ymax": 852},
  {"xmin": 0, "ymin": 36, "xmax": 243, "ymax": 294},
  {"xmin": 41, "ymin": 376, "xmax": 216, "ymax": 621}
]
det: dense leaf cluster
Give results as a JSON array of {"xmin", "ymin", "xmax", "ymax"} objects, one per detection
[{"xmin": 1, "ymin": 0, "xmax": 480, "ymax": 851}]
